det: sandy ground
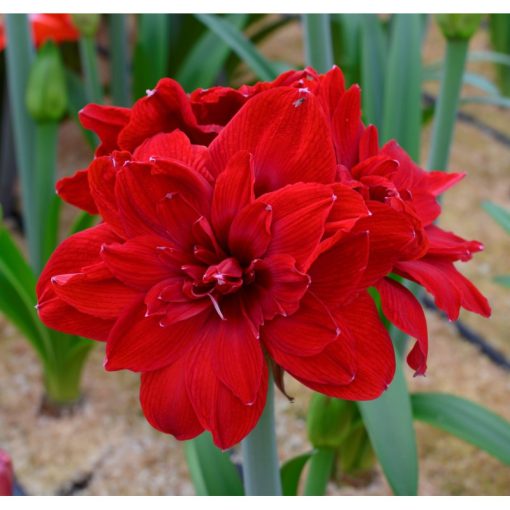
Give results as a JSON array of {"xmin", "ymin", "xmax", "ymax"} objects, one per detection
[{"xmin": 1, "ymin": 16, "xmax": 510, "ymax": 496}]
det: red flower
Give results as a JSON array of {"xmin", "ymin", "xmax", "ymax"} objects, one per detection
[
  {"xmin": 38, "ymin": 88, "xmax": 396, "ymax": 449},
  {"xmin": 0, "ymin": 14, "xmax": 79, "ymax": 52},
  {"xmin": 0, "ymin": 450, "xmax": 13, "ymax": 497}
]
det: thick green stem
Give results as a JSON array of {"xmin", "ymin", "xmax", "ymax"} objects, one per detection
[
  {"xmin": 79, "ymin": 35, "xmax": 103, "ymax": 104},
  {"xmin": 109, "ymin": 14, "xmax": 131, "ymax": 106},
  {"xmin": 4, "ymin": 15, "xmax": 39, "ymax": 269},
  {"xmin": 303, "ymin": 447, "xmax": 335, "ymax": 496},
  {"xmin": 302, "ymin": 14, "xmax": 334, "ymax": 73},
  {"xmin": 427, "ymin": 38, "xmax": 469, "ymax": 171},
  {"xmin": 34, "ymin": 122, "xmax": 58, "ymax": 273},
  {"xmin": 241, "ymin": 376, "xmax": 282, "ymax": 496}
]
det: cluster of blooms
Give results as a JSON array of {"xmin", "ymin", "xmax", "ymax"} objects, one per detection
[{"xmin": 37, "ymin": 67, "xmax": 490, "ymax": 449}]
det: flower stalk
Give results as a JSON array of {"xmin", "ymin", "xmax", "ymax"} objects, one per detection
[
  {"xmin": 426, "ymin": 39, "xmax": 469, "ymax": 171},
  {"xmin": 109, "ymin": 14, "xmax": 131, "ymax": 107},
  {"xmin": 303, "ymin": 447, "xmax": 335, "ymax": 495},
  {"xmin": 241, "ymin": 374, "xmax": 282, "ymax": 496}
]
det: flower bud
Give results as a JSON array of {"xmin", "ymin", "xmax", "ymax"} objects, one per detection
[
  {"xmin": 436, "ymin": 14, "xmax": 482, "ymax": 41},
  {"xmin": 338, "ymin": 423, "xmax": 375, "ymax": 476},
  {"xmin": 26, "ymin": 41, "xmax": 68, "ymax": 123},
  {"xmin": 307, "ymin": 394, "xmax": 357, "ymax": 449},
  {"xmin": 71, "ymin": 14, "xmax": 101, "ymax": 37},
  {"xmin": 0, "ymin": 450, "xmax": 14, "ymax": 496}
]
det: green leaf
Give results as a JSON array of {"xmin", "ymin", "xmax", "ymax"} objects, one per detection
[
  {"xmin": 194, "ymin": 14, "xmax": 278, "ymax": 82},
  {"xmin": 176, "ymin": 14, "xmax": 248, "ymax": 91},
  {"xmin": 469, "ymin": 50, "xmax": 510, "ymax": 67},
  {"xmin": 495, "ymin": 275, "xmax": 510, "ymax": 287},
  {"xmin": 482, "ymin": 200, "xmax": 510, "ymax": 233},
  {"xmin": 184, "ymin": 433, "xmax": 244, "ymax": 496},
  {"xmin": 461, "ymin": 95, "xmax": 510, "ymax": 108},
  {"xmin": 412, "ymin": 392, "xmax": 510, "ymax": 465},
  {"xmin": 331, "ymin": 14, "xmax": 363, "ymax": 86},
  {"xmin": 302, "ymin": 14, "xmax": 334, "ymax": 73},
  {"xmin": 280, "ymin": 452, "xmax": 312, "ymax": 496},
  {"xmin": 133, "ymin": 14, "xmax": 170, "ymax": 99},
  {"xmin": 382, "ymin": 14, "xmax": 423, "ymax": 160},
  {"xmin": 360, "ymin": 14, "xmax": 388, "ymax": 127},
  {"xmin": 358, "ymin": 359, "xmax": 418, "ymax": 495}
]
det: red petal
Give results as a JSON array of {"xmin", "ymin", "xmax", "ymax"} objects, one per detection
[
  {"xmin": 316, "ymin": 66, "xmax": 346, "ymax": 119},
  {"xmin": 209, "ymin": 87, "xmax": 337, "ymax": 194},
  {"xmin": 396, "ymin": 258, "xmax": 491, "ymax": 320},
  {"xmin": 376, "ymin": 277, "xmax": 428, "ymax": 375},
  {"xmin": 331, "ymin": 85, "xmax": 363, "ymax": 168},
  {"xmin": 262, "ymin": 291, "xmax": 341, "ymax": 357},
  {"xmin": 297, "ymin": 292, "xmax": 396, "ymax": 400},
  {"xmin": 242, "ymin": 254, "xmax": 310, "ymax": 325},
  {"xmin": 425, "ymin": 225, "xmax": 483, "ymax": 262},
  {"xmin": 206, "ymin": 301, "xmax": 264, "ymax": 405},
  {"xmin": 117, "ymin": 78, "xmax": 216, "ymax": 151},
  {"xmin": 37, "ymin": 223, "xmax": 121, "ymax": 299},
  {"xmin": 186, "ymin": 339, "xmax": 268, "ymax": 449},
  {"xmin": 56, "ymin": 169, "xmax": 98, "ymax": 215},
  {"xmin": 325, "ymin": 183, "xmax": 369, "ymax": 235},
  {"xmin": 309, "ymin": 231, "xmax": 369, "ymax": 308},
  {"xmin": 262, "ymin": 183, "xmax": 336, "ymax": 270},
  {"xmin": 425, "ymin": 171, "xmax": 464, "ymax": 196},
  {"xmin": 51, "ymin": 263, "xmax": 140, "ymax": 319},
  {"xmin": 79, "ymin": 103, "xmax": 130, "ymax": 156},
  {"xmin": 101, "ymin": 235, "xmax": 179, "ymax": 290},
  {"xmin": 228, "ymin": 202, "xmax": 272, "ymax": 264},
  {"xmin": 37, "ymin": 294, "xmax": 115, "ymax": 341},
  {"xmin": 132, "ymin": 130, "xmax": 213, "ymax": 182},
  {"xmin": 105, "ymin": 298, "xmax": 210, "ymax": 372},
  {"xmin": 211, "ymin": 151, "xmax": 255, "ymax": 246},
  {"xmin": 140, "ymin": 358, "xmax": 204, "ymax": 441},
  {"xmin": 358, "ymin": 125, "xmax": 380, "ymax": 161}
]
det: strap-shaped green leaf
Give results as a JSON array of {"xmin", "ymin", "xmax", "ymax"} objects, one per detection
[
  {"xmin": 382, "ymin": 14, "xmax": 423, "ymax": 160},
  {"xmin": 280, "ymin": 452, "xmax": 312, "ymax": 496},
  {"xmin": 177, "ymin": 14, "xmax": 248, "ymax": 91},
  {"xmin": 411, "ymin": 392, "xmax": 510, "ymax": 465},
  {"xmin": 184, "ymin": 433, "xmax": 244, "ymax": 496},
  {"xmin": 360, "ymin": 14, "xmax": 387, "ymax": 127},
  {"xmin": 358, "ymin": 358, "xmax": 418, "ymax": 495},
  {"xmin": 194, "ymin": 14, "xmax": 278, "ymax": 82},
  {"xmin": 483, "ymin": 201, "xmax": 510, "ymax": 233}
]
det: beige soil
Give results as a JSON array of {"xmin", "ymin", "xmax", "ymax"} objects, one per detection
[{"xmin": 1, "ymin": 15, "xmax": 510, "ymax": 496}]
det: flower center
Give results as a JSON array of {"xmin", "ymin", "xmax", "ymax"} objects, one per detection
[{"xmin": 201, "ymin": 257, "xmax": 244, "ymax": 295}]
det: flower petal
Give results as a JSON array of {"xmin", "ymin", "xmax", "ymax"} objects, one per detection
[
  {"xmin": 376, "ymin": 277, "xmax": 428, "ymax": 375},
  {"xmin": 56, "ymin": 169, "xmax": 98, "ymax": 214},
  {"xmin": 79, "ymin": 103, "xmax": 130, "ymax": 156},
  {"xmin": 209, "ymin": 87, "xmax": 337, "ymax": 194},
  {"xmin": 140, "ymin": 358, "xmax": 204, "ymax": 441},
  {"xmin": 105, "ymin": 298, "xmax": 210, "ymax": 372},
  {"xmin": 211, "ymin": 150, "xmax": 255, "ymax": 246},
  {"xmin": 261, "ymin": 183, "xmax": 336, "ymax": 270},
  {"xmin": 186, "ymin": 339, "xmax": 268, "ymax": 449}
]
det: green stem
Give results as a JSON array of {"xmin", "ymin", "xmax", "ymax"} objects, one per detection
[
  {"xmin": 4, "ymin": 14, "xmax": 39, "ymax": 269},
  {"xmin": 303, "ymin": 447, "xmax": 335, "ymax": 496},
  {"xmin": 241, "ymin": 375, "xmax": 282, "ymax": 495},
  {"xmin": 427, "ymin": 38, "xmax": 469, "ymax": 171},
  {"xmin": 302, "ymin": 14, "xmax": 334, "ymax": 73},
  {"xmin": 34, "ymin": 122, "xmax": 58, "ymax": 273},
  {"xmin": 109, "ymin": 14, "xmax": 131, "ymax": 106},
  {"xmin": 79, "ymin": 35, "xmax": 103, "ymax": 104}
]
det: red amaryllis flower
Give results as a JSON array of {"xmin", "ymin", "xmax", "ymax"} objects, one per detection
[
  {"xmin": 0, "ymin": 14, "xmax": 79, "ymax": 52},
  {"xmin": 55, "ymin": 67, "xmax": 490, "ymax": 378},
  {"xmin": 38, "ymin": 88, "xmax": 396, "ymax": 449},
  {"xmin": 0, "ymin": 450, "xmax": 13, "ymax": 496}
]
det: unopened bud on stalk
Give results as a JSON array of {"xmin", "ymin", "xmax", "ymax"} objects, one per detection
[
  {"xmin": 436, "ymin": 14, "xmax": 483, "ymax": 41},
  {"xmin": 26, "ymin": 41, "xmax": 68, "ymax": 123},
  {"xmin": 71, "ymin": 14, "xmax": 101, "ymax": 37},
  {"xmin": 307, "ymin": 394, "xmax": 356, "ymax": 449},
  {"xmin": 0, "ymin": 449, "xmax": 14, "ymax": 496}
]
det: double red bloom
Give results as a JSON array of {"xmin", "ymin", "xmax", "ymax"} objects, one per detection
[{"xmin": 39, "ymin": 67, "xmax": 490, "ymax": 449}]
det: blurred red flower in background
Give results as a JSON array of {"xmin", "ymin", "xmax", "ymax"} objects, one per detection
[
  {"xmin": 0, "ymin": 450, "xmax": 13, "ymax": 496},
  {"xmin": 40, "ymin": 67, "xmax": 490, "ymax": 448},
  {"xmin": 0, "ymin": 14, "xmax": 78, "ymax": 51}
]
